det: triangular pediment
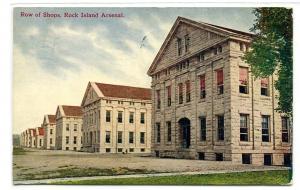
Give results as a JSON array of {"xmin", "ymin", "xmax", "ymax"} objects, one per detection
[{"xmin": 81, "ymin": 82, "xmax": 102, "ymax": 106}]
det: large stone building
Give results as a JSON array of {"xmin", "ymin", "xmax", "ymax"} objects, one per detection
[
  {"xmin": 34, "ymin": 127, "xmax": 44, "ymax": 149},
  {"xmin": 55, "ymin": 105, "xmax": 83, "ymax": 151},
  {"xmin": 147, "ymin": 17, "xmax": 292, "ymax": 166},
  {"xmin": 81, "ymin": 82, "xmax": 152, "ymax": 154},
  {"xmin": 42, "ymin": 115, "xmax": 56, "ymax": 150}
]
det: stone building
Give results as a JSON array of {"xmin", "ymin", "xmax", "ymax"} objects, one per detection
[
  {"xmin": 29, "ymin": 128, "xmax": 36, "ymax": 148},
  {"xmin": 42, "ymin": 115, "xmax": 56, "ymax": 150},
  {"xmin": 35, "ymin": 127, "xmax": 44, "ymax": 149},
  {"xmin": 20, "ymin": 131, "xmax": 26, "ymax": 147},
  {"xmin": 147, "ymin": 17, "xmax": 292, "ymax": 166},
  {"xmin": 81, "ymin": 82, "xmax": 152, "ymax": 154},
  {"xmin": 55, "ymin": 105, "xmax": 83, "ymax": 151}
]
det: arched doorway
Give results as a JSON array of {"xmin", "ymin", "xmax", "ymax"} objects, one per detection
[{"xmin": 178, "ymin": 118, "xmax": 191, "ymax": 149}]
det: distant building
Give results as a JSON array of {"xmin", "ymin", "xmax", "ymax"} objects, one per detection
[
  {"xmin": 55, "ymin": 105, "xmax": 83, "ymax": 151},
  {"xmin": 147, "ymin": 17, "xmax": 292, "ymax": 166},
  {"xmin": 29, "ymin": 128, "xmax": 36, "ymax": 148},
  {"xmin": 81, "ymin": 82, "xmax": 152, "ymax": 154},
  {"xmin": 35, "ymin": 127, "xmax": 44, "ymax": 148},
  {"xmin": 13, "ymin": 134, "xmax": 20, "ymax": 147},
  {"xmin": 42, "ymin": 115, "xmax": 56, "ymax": 150}
]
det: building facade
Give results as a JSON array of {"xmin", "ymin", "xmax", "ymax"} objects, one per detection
[
  {"xmin": 29, "ymin": 128, "xmax": 36, "ymax": 148},
  {"xmin": 35, "ymin": 127, "xmax": 44, "ymax": 148},
  {"xmin": 81, "ymin": 82, "xmax": 152, "ymax": 154},
  {"xmin": 42, "ymin": 115, "xmax": 56, "ymax": 150},
  {"xmin": 147, "ymin": 17, "xmax": 292, "ymax": 166},
  {"xmin": 55, "ymin": 105, "xmax": 83, "ymax": 151}
]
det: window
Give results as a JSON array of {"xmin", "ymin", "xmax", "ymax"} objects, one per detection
[
  {"xmin": 264, "ymin": 154, "xmax": 272, "ymax": 165},
  {"xmin": 66, "ymin": 147, "xmax": 69, "ymax": 151},
  {"xmin": 140, "ymin": 132, "xmax": 145, "ymax": 144},
  {"xmin": 117, "ymin": 131, "xmax": 122, "ymax": 143},
  {"xmin": 156, "ymin": 90, "xmax": 161, "ymax": 109},
  {"xmin": 200, "ymin": 75, "xmax": 206, "ymax": 99},
  {"xmin": 167, "ymin": 86, "xmax": 171, "ymax": 106},
  {"xmin": 184, "ymin": 34, "xmax": 190, "ymax": 52},
  {"xmin": 105, "ymin": 131, "xmax": 111, "ymax": 143},
  {"xmin": 240, "ymin": 42, "xmax": 244, "ymax": 51},
  {"xmin": 216, "ymin": 153, "xmax": 223, "ymax": 161},
  {"xmin": 106, "ymin": 148, "xmax": 111, "ymax": 153},
  {"xmin": 106, "ymin": 110, "xmax": 111, "ymax": 122},
  {"xmin": 216, "ymin": 69, "xmax": 224, "ymax": 94},
  {"xmin": 261, "ymin": 78, "xmax": 269, "ymax": 96},
  {"xmin": 39, "ymin": 139, "xmax": 42, "ymax": 146},
  {"xmin": 218, "ymin": 46, "xmax": 222, "ymax": 53},
  {"xmin": 129, "ymin": 112, "xmax": 134, "ymax": 123},
  {"xmin": 262, "ymin": 115, "xmax": 270, "ymax": 142},
  {"xmin": 156, "ymin": 123, "xmax": 161, "ymax": 143},
  {"xmin": 198, "ymin": 152, "xmax": 205, "ymax": 160},
  {"xmin": 242, "ymin": 154, "xmax": 251, "ymax": 164},
  {"xmin": 239, "ymin": 67, "xmax": 248, "ymax": 94},
  {"xmin": 74, "ymin": 124, "xmax": 77, "ymax": 131},
  {"xmin": 167, "ymin": 121, "xmax": 172, "ymax": 142},
  {"xmin": 140, "ymin": 112, "xmax": 145, "ymax": 124},
  {"xmin": 50, "ymin": 129, "xmax": 53, "ymax": 135},
  {"xmin": 129, "ymin": 148, "xmax": 134, "ymax": 152},
  {"xmin": 130, "ymin": 102, "xmax": 135, "ymax": 106},
  {"xmin": 284, "ymin": 154, "xmax": 292, "ymax": 167},
  {"xmin": 66, "ymin": 136, "xmax": 69, "ymax": 144},
  {"xmin": 200, "ymin": 117, "xmax": 206, "ymax": 141},
  {"xmin": 186, "ymin": 80, "xmax": 191, "ymax": 102},
  {"xmin": 118, "ymin": 148, "xmax": 123, "ymax": 153},
  {"xmin": 240, "ymin": 114, "xmax": 249, "ymax": 141},
  {"xmin": 141, "ymin": 148, "xmax": 145, "ymax": 152},
  {"xmin": 118, "ymin": 101, "xmax": 123, "ymax": 105},
  {"xmin": 66, "ymin": 124, "xmax": 70, "ymax": 131},
  {"xmin": 282, "ymin": 117, "xmax": 290, "ymax": 142},
  {"xmin": 50, "ymin": 138, "xmax": 52, "ymax": 145},
  {"xmin": 117, "ymin": 111, "xmax": 123, "ymax": 123},
  {"xmin": 178, "ymin": 83, "xmax": 183, "ymax": 104},
  {"xmin": 217, "ymin": 115, "xmax": 224, "ymax": 141},
  {"xmin": 177, "ymin": 38, "xmax": 182, "ymax": 56},
  {"xmin": 73, "ymin": 136, "xmax": 77, "ymax": 144},
  {"xmin": 129, "ymin": 132, "xmax": 134, "ymax": 144},
  {"xmin": 199, "ymin": 53, "xmax": 205, "ymax": 62}
]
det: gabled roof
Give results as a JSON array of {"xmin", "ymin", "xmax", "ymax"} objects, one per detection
[
  {"xmin": 61, "ymin": 105, "xmax": 83, "ymax": 117},
  {"xmin": 95, "ymin": 83, "xmax": 151, "ymax": 100},
  {"xmin": 37, "ymin": 127, "xmax": 44, "ymax": 136},
  {"xmin": 147, "ymin": 16, "xmax": 254, "ymax": 75},
  {"xmin": 47, "ymin": 115, "xmax": 56, "ymax": 124}
]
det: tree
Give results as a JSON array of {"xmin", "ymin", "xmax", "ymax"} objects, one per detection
[{"xmin": 243, "ymin": 8, "xmax": 293, "ymax": 116}]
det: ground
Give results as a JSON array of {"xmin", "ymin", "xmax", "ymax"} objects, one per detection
[{"xmin": 13, "ymin": 148, "xmax": 292, "ymax": 185}]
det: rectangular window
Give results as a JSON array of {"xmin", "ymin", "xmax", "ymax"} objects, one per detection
[
  {"xmin": 106, "ymin": 110, "xmax": 111, "ymax": 122},
  {"xmin": 105, "ymin": 131, "xmax": 111, "ymax": 143},
  {"xmin": 74, "ymin": 124, "xmax": 77, "ymax": 131},
  {"xmin": 50, "ymin": 138, "xmax": 52, "ymax": 144},
  {"xmin": 184, "ymin": 34, "xmax": 190, "ymax": 52},
  {"xmin": 129, "ymin": 148, "xmax": 134, "ymax": 152},
  {"xmin": 156, "ymin": 90, "xmax": 161, "ymax": 109},
  {"xmin": 261, "ymin": 78, "xmax": 269, "ymax": 96},
  {"xmin": 129, "ymin": 132, "xmax": 134, "ymax": 144},
  {"xmin": 262, "ymin": 115, "xmax": 270, "ymax": 142},
  {"xmin": 216, "ymin": 153, "xmax": 223, "ymax": 161},
  {"xmin": 240, "ymin": 114, "xmax": 249, "ymax": 141},
  {"xmin": 177, "ymin": 38, "xmax": 182, "ymax": 56},
  {"xmin": 178, "ymin": 83, "xmax": 183, "ymax": 104},
  {"xmin": 39, "ymin": 139, "xmax": 42, "ymax": 146},
  {"xmin": 66, "ymin": 147, "xmax": 69, "ymax": 151},
  {"xmin": 141, "ymin": 148, "xmax": 145, "ymax": 152},
  {"xmin": 167, "ymin": 86, "xmax": 171, "ymax": 106},
  {"xmin": 198, "ymin": 152, "xmax": 205, "ymax": 160},
  {"xmin": 186, "ymin": 80, "xmax": 191, "ymax": 102},
  {"xmin": 117, "ymin": 131, "xmax": 123, "ymax": 143},
  {"xmin": 140, "ymin": 132, "xmax": 145, "ymax": 144},
  {"xmin": 50, "ymin": 129, "xmax": 53, "ymax": 135},
  {"xmin": 199, "ymin": 53, "xmax": 205, "ymax": 62},
  {"xmin": 129, "ymin": 112, "xmax": 134, "ymax": 123},
  {"xmin": 216, "ymin": 69, "xmax": 224, "ymax": 94},
  {"xmin": 282, "ymin": 117, "xmax": 290, "ymax": 142},
  {"xmin": 118, "ymin": 148, "xmax": 123, "ymax": 153},
  {"xmin": 66, "ymin": 136, "xmax": 69, "ymax": 144},
  {"xmin": 217, "ymin": 115, "xmax": 224, "ymax": 141},
  {"xmin": 167, "ymin": 121, "xmax": 172, "ymax": 142},
  {"xmin": 200, "ymin": 75, "xmax": 206, "ymax": 99},
  {"xmin": 242, "ymin": 154, "xmax": 251, "ymax": 164},
  {"xmin": 156, "ymin": 123, "xmax": 161, "ymax": 143},
  {"xmin": 264, "ymin": 154, "xmax": 272, "ymax": 165},
  {"xmin": 106, "ymin": 148, "xmax": 111, "ymax": 153},
  {"xmin": 200, "ymin": 117, "xmax": 206, "ymax": 141},
  {"xmin": 66, "ymin": 124, "xmax": 70, "ymax": 131},
  {"xmin": 140, "ymin": 112, "xmax": 145, "ymax": 124},
  {"xmin": 239, "ymin": 67, "xmax": 248, "ymax": 94},
  {"xmin": 73, "ymin": 136, "xmax": 77, "ymax": 144},
  {"xmin": 117, "ymin": 111, "xmax": 123, "ymax": 123}
]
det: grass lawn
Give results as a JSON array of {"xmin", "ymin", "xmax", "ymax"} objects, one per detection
[
  {"xmin": 54, "ymin": 170, "xmax": 292, "ymax": 185},
  {"xmin": 13, "ymin": 147, "xmax": 32, "ymax": 155}
]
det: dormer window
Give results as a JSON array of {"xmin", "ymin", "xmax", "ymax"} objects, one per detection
[
  {"xmin": 177, "ymin": 38, "xmax": 182, "ymax": 56},
  {"xmin": 184, "ymin": 34, "xmax": 190, "ymax": 52}
]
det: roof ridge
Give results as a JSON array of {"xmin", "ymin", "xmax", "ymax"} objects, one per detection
[{"xmin": 95, "ymin": 82, "xmax": 151, "ymax": 90}]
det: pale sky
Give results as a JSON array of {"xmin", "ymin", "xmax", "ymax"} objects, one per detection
[{"xmin": 13, "ymin": 7, "xmax": 256, "ymax": 134}]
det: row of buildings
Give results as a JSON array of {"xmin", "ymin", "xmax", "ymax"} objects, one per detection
[{"xmin": 20, "ymin": 16, "xmax": 292, "ymax": 166}]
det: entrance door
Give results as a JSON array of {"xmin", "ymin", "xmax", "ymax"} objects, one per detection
[{"xmin": 178, "ymin": 118, "xmax": 191, "ymax": 149}]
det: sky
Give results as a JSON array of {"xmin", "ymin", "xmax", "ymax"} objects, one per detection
[{"xmin": 13, "ymin": 7, "xmax": 256, "ymax": 134}]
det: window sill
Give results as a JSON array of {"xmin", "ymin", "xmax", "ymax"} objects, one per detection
[
  {"xmin": 281, "ymin": 142, "xmax": 291, "ymax": 146},
  {"xmin": 239, "ymin": 93, "xmax": 250, "ymax": 98},
  {"xmin": 216, "ymin": 94, "xmax": 224, "ymax": 99},
  {"xmin": 198, "ymin": 98, "xmax": 206, "ymax": 103},
  {"xmin": 261, "ymin": 142, "xmax": 272, "ymax": 146},
  {"xmin": 260, "ymin": 96, "xmax": 271, "ymax": 100},
  {"xmin": 239, "ymin": 141, "xmax": 252, "ymax": 146}
]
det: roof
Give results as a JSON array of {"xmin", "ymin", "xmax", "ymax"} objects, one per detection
[
  {"xmin": 61, "ymin": 105, "xmax": 83, "ymax": 117},
  {"xmin": 147, "ymin": 16, "xmax": 254, "ymax": 75},
  {"xmin": 95, "ymin": 83, "xmax": 151, "ymax": 100},
  {"xmin": 37, "ymin": 127, "xmax": 44, "ymax": 136},
  {"xmin": 47, "ymin": 115, "xmax": 56, "ymax": 123}
]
